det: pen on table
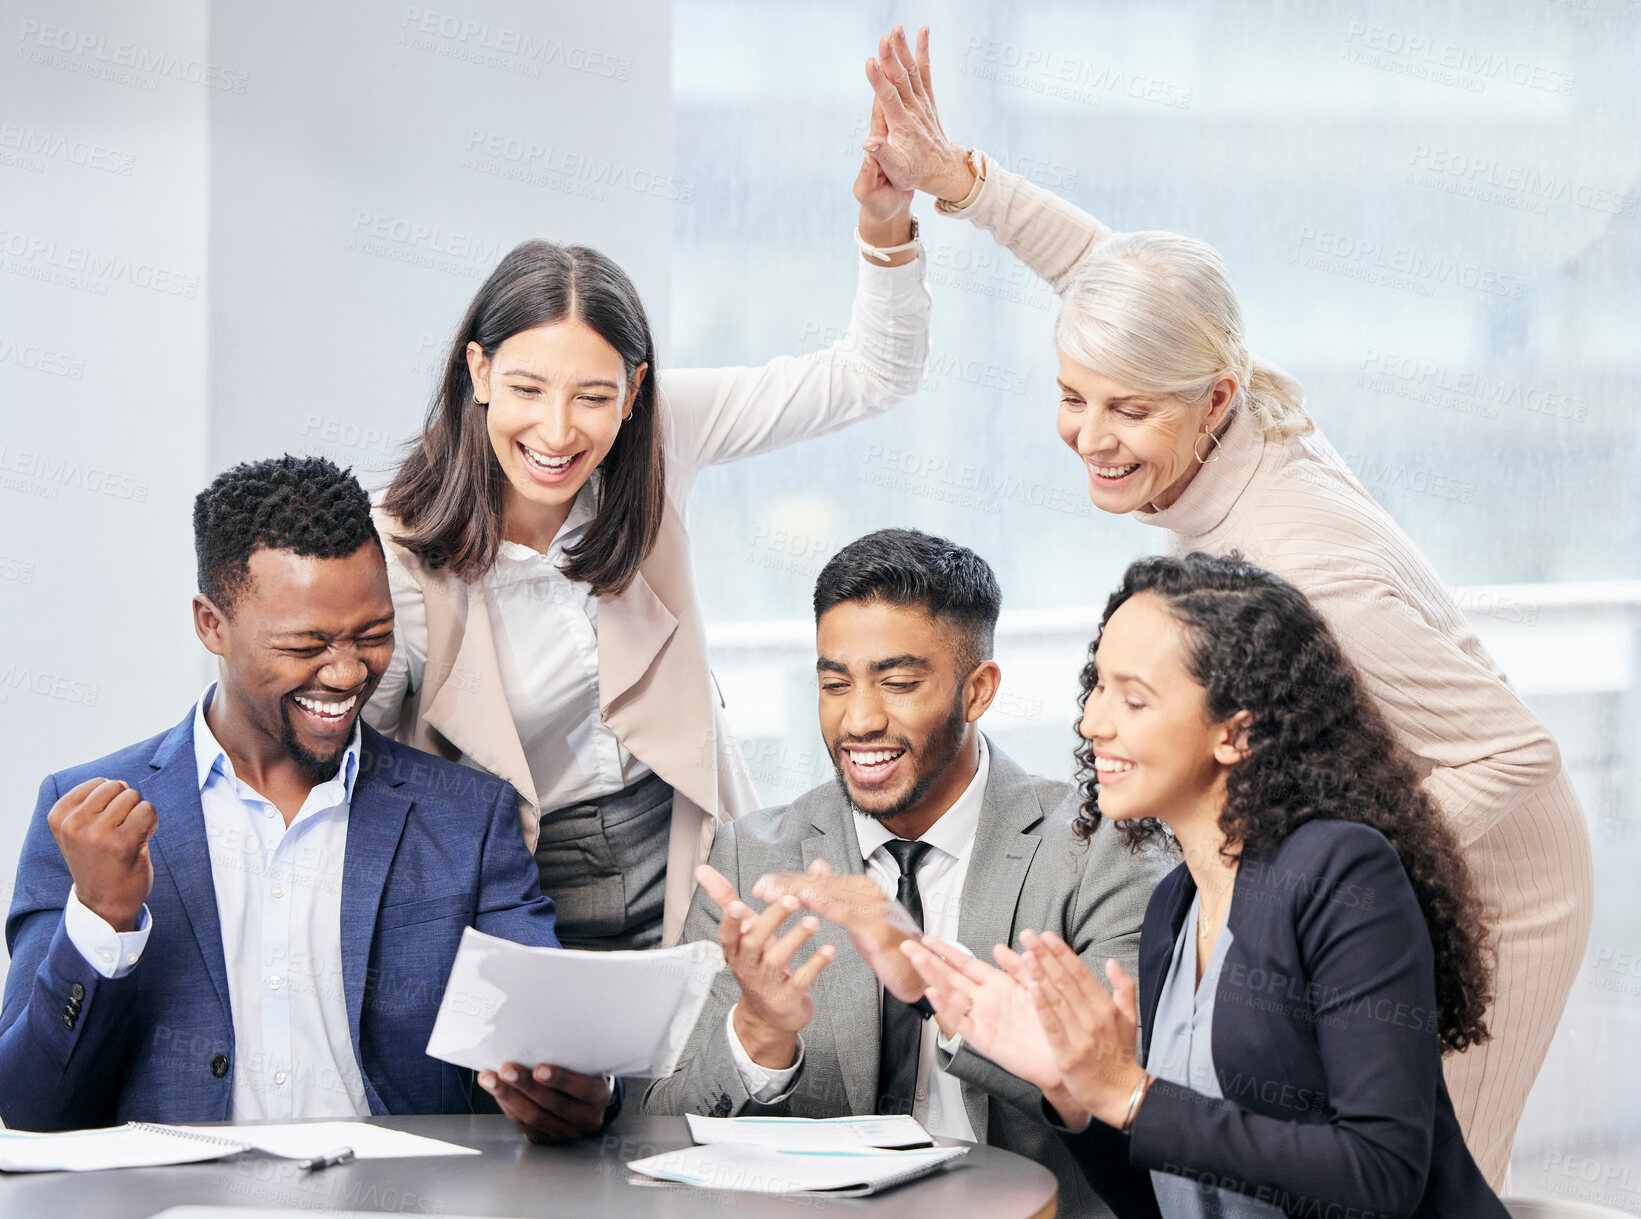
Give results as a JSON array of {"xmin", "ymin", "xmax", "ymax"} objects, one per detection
[{"xmin": 298, "ymin": 1146, "xmax": 356, "ymax": 1172}]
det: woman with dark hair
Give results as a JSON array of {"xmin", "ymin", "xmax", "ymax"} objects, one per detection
[
  {"xmin": 904, "ymin": 551, "xmax": 1508, "ymax": 1218},
  {"xmin": 365, "ymin": 145, "xmax": 929, "ymax": 958}
]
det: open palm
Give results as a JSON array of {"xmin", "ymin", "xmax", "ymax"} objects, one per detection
[{"xmin": 902, "ymin": 936, "xmax": 1061, "ymax": 1092}]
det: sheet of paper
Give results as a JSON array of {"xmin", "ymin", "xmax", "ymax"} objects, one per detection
[
  {"xmin": 425, "ymin": 928, "xmax": 724, "ymax": 1077},
  {"xmin": 0, "ymin": 1126, "xmax": 244, "ymax": 1173},
  {"xmin": 628, "ymin": 1144, "xmax": 968, "ymax": 1196},
  {"xmin": 187, "ymin": 1122, "xmax": 479, "ymax": 1160},
  {"xmin": 149, "ymin": 1211, "xmax": 530, "ymax": 1218},
  {"xmin": 686, "ymin": 1114, "xmax": 934, "ymax": 1150}
]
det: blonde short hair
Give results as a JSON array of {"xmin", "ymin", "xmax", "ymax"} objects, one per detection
[{"xmin": 1055, "ymin": 230, "xmax": 1312, "ymax": 441}]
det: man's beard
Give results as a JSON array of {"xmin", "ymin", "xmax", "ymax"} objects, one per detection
[
  {"xmin": 280, "ymin": 700, "xmax": 352, "ymax": 784},
  {"xmin": 830, "ymin": 690, "xmax": 968, "ymax": 821}
]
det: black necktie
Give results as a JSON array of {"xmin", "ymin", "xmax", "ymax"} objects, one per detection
[{"xmin": 876, "ymin": 838, "xmax": 934, "ymax": 1115}]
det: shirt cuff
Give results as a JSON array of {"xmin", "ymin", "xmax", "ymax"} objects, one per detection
[
  {"xmin": 855, "ymin": 240, "xmax": 927, "ymax": 298},
  {"xmin": 726, "ymin": 1005, "xmax": 804, "ymax": 1104},
  {"xmin": 63, "ymin": 886, "xmax": 151, "ymax": 979}
]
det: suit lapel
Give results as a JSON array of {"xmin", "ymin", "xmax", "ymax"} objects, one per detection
[
  {"xmin": 339, "ymin": 729, "xmax": 413, "ymax": 1083},
  {"xmin": 421, "ymin": 581, "xmax": 538, "ymax": 809},
  {"xmin": 796, "ymin": 786, "xmax": 882, "ymax": 1115},
  {"xmin": 146, "ymin": 712, "xmax": 233, "ymax": 1023},
  {"xmin": 1138, "ymin": 866, "xmax": 1194, "ymax": 1062},
  {"xmin": 952, "ymin": 741, "xmax": 1044, "ymax": 1139}
]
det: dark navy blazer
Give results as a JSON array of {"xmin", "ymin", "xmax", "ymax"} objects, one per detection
[
  {"xmin": 1063, "ymin": 819, "xmax": 1506, "ymax": 1219},
  {"xmin": 0, "ymin": 710, "xmax": 559, "ymax": 1130}
]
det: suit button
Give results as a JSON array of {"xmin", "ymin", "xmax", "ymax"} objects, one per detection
[
  {"xmin": 61, "ymin": 1012, "xmax": 74, "ymax": 1029},
  {"xmin": 69, "ymin": 983, "xmax": 85, "ymax": 1001},
  {"xmin": 210, "ymin": 1054, "xmax": 229, "ymax": 1079},
  {"xmin": 66, "ymin": 998, "xmax": 82, "ymax": 1016}
]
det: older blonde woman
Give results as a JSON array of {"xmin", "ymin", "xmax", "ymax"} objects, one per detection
[{"xmin": 861, "ymin": 25, "xmax": 1593, "ymax": 1187}]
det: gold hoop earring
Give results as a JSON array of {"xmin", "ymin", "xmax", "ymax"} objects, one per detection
[{"xmin": 1194, "ymin": 429, "xmax": 1223, "ymax": 465}]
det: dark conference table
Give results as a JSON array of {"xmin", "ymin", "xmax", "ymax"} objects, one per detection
[{"xmin": 0, "ymin": 1114, "xmax": 1059, "ymax": 1218}]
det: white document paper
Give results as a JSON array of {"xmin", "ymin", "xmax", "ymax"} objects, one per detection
[
  {"xmin": 628, "ymin": 1144, "xmax": 968, "ymax": 1197},
  {"xmin": 150, "ymin": 1212, "xmax": 528, "ymax": 1219},
  {"xmin": 0, "ymin": 1126, "xmax": 240, "ymax": 1173},
  {"xmin": 203, "ymin": 1122, "xmax": 478, "ymax": 1160},
  {"xmin": 425, "ymin": 928, "xmax": 724, "ymax": 1078},
  {"xmin": 686, "ymin": 1114, "xmax": 934, "ymax": 1151},
  {"xmin": 0, "ymin": 1120, "xmax": 479, "ymax": 1174}
]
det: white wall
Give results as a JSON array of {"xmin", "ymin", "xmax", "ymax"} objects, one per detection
[
  {"xmin": 0, "ymin": 0, "xmax": 674, "ymax": 969},
  {"xmin": 0, "ymin": 0, "xmax": 214, "ymax": 949}
]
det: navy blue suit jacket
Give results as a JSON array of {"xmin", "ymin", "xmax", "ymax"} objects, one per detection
[
  {"xmin": 1063, "ymin": 820, "xmax": 1505, "ymax": 1219},
  {"xmin": 0, "ymin": 710, "xmax": 560, "ymax": 1130}
]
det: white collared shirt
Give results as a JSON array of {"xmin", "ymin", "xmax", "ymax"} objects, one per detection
[
  {"xmin": 729, "ymin": 737, "xmax": 989, "ymax": 1141},
  {"xmin": 372, "ymin": 479, "xmax": 650, "ymax": 814},
  {"xmin": 188, "ymin": 685, "xmax": 370, "ymax": 1120}
]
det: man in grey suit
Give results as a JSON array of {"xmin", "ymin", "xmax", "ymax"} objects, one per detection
[{"xmin": 642, "ymin": 529, "xmax": 1166, "ymax": 1218}]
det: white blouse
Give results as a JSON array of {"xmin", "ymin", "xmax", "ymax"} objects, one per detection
[{"xmin": 365, "ymin": 250, "xmax": 933, "ymax": 813}]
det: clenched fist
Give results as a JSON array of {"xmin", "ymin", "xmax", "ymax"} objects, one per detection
[{"xmin": 47, "ymin": 778, "xmax": 157, "ymax": 932}]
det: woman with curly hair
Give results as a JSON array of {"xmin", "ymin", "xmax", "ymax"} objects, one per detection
[{"xmin": 905, "ymin": 551, "xmax": 1507, "ymax": 1218}]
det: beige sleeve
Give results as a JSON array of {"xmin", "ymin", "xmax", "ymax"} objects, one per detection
[
  {"xmin": 951, "ymin": 150, "xmax": 1115, "ymax": 295},
  {"xmin": 1304, "ymin": 575, "xmax": 1561, "ymax": 848}
]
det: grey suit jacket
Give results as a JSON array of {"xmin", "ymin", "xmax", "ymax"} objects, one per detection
[{"xmin": 641, "ymin": 738, "xmax": 1168, "ymax": 1218}]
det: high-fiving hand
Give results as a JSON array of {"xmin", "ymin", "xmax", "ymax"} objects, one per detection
[
  {"xmin": 696, "ymin": 864, "xmax": 836, "ymax": 1069},
  {"xmin": 860, "ymin": 25, "xmax": 976, "ymax": 203}
]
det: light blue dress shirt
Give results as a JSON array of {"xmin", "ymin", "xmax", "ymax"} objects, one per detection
[{"xmin": 1147, "ymin": 890, "xmax": 1285, "ymax": 1218}]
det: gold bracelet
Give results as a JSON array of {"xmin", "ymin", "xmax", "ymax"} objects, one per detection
[
  {"xmin": 1119, "ymin": 1074, "xmax": 1154, "ymax": 1136},
  {"xmin": 934, "ymin": 148, "xmax": 985, "ymax": 214}
]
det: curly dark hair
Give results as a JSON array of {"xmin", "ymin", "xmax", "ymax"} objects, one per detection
[
  {"xmin": 1073, "ymin": 551, "xmax": 1493, "ymax": 1054},
  {"xmin": 194, "ymin": 454, "xmax": 380, "ymax": 614}
]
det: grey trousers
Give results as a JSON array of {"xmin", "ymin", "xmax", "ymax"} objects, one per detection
[{"xmin": 534, "ymin": 770, "xmax": 673, "ymax": 951}]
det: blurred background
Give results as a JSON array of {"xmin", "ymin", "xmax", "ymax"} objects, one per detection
[{"xmin": 1, "ymin": 0, "xmax": 1636, "ymax": 1205}]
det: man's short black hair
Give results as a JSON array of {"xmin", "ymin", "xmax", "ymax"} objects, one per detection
[
  {"xmin": 813, "ymin": 528, "xmax": 1002, "ymax": 673},
  {"xmin": 194, "ymin": 454, "xmax": 380, "ymax": 614}
]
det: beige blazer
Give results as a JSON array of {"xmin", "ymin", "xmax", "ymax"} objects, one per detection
[{"xmin": 368, "ymin": 251, "xmax": 932, "ymax": 945}]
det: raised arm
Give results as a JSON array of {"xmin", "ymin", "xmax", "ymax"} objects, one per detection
[
  {"xmin": 865, "ymin": 25, "xmax": 1110, "ymax": 295},
  {"xmin": 658, "ymin": 131, "xmax": 930, "ymax": 496}
]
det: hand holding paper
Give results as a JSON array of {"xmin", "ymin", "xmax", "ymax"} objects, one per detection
[{"xmin": 477, "ymin": 1061, "xmax": 613, "ymax": 1145}]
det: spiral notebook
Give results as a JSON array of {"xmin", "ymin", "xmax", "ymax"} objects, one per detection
[{"xmin": 0, "ymin": 1121, "xmax": 477, "ymax": 1173}]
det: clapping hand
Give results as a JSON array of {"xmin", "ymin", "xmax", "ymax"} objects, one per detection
[
  {"xmin": 696, "ymin": 864, "xmax": 836, "ymax": 1068},
  {"xmin": 1021, "ymin": 930, "xmax": 1149, "ymax": 1129},
  {"xmin": 754, "ymin": 859, "xmax": 925, "ymax": 1002},
  {"xmin": 899, "ymin": 935, "xmax": 1063, "ymax": 1092}
]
